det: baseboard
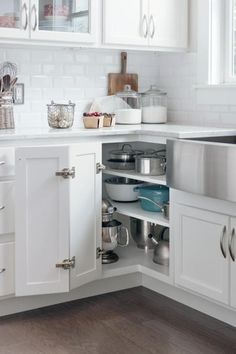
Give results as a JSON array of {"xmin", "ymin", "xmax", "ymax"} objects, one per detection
[
  {"xmin": 0, "ymin": 272, "xmax": 141, "ymax": 317},
  {"xmin": 1, "ymin": 272, "xmax": 236, "ymax": 328},
  {"xmin": 142, "ymin": 274, "xmax": 236, "ymax": 327}
]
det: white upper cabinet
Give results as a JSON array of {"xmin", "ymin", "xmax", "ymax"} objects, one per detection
[
  {"xmin": 103, "ymin": 0, "xmax": 148, "ymax": 46},
  {"xmin": 173, "ymin": 204, "xmax": 229, "ymax": 304},
  {"xmin": 230, "ymin": 217, "xmax": 236, "ymax": 309},
  {"xmin": 15, "ymin": 143, "xmax": 102, "ymax": 297},
  {"xmin": 0, "ymin": 0, "xmax": 30, "ymax": 40},
  {"xmin": 30, "ymin": 0, "xmax": 97, "ymax": 43},
  {"xmin": 103, "ymin": 0, "xmax": 188, "ymax": 50},
  {"xmin": 0, "ymin": 0, "xmax": 97, "ymax": 43},
  {"xmin": 149, "ymin": 0, "xmax": 188, "ymax": 49}
]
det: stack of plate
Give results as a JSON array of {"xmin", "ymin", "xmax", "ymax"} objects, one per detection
[{"xmin": 39, "ymin": 16, "xmax": 69, "ymax": 32}]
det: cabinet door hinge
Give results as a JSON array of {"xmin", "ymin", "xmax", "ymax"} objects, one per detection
[
  {"xmin": 96, "ymin": 248, "xmax": 104, "ymax": 259},
  {"xmin": 96, "ymin": 163, "xmax": 105, "ymax": 174},
  {"xmin": 56, "ymin": 256, "xmax": 75, "ymax": 270},
  {"xmin": 55, "ymin": 167, "xmax": 75, "ymax": 179}
]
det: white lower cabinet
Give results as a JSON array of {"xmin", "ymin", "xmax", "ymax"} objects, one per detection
[
  {"xmin": 15, "ymin": 143, "xmax": 102, "ymax": 296},
  {"xmin": 0, "ymin": 181, "xmax": 15, "ymax": 235},
  {"xmin": 173, "ymin": 204, "xmax": 230, "ymax": 304},
  {"xmin": 0, "ymin": 242, "xmax": 15, "ymax": 297},
  {"xmin": 230, "ymin": 217, "xmax": 236, "ymax": 309}
]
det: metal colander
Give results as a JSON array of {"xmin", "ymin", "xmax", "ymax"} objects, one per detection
[{"xmin": 47, "ymin": 100, "xmax": 75, "ymax": 129}]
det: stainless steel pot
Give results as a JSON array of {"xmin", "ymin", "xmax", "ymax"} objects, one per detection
[
  {"xmin": 135, "ymin": 151, "xmax": 166, "ymax": 176},
  {"xmin": 105, "ymin": 177, "xmax": 143, "ymax": 202},
  {"xmin": 130, "ymin": 218, "xmax": 161, "ymax": 249},
  {"xmin": 102, "ymin": 220, "xmax": 129, "ymax": 252},
  {"xmin": 107, "ymin": 159, "xmax": 135, "ymax": 171},
  {"xmin": 109, "ymin": 144, "xmax": 143, "ymax": 162},
  {"xmin": 148, "ymin": 228, "xmax": 169, "ymax": 266}
]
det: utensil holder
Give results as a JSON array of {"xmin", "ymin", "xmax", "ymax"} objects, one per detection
[{"xmin": 0, "ymin": 94, "xmax": 15, "ymax": 129}]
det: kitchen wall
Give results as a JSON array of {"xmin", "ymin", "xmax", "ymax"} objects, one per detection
[
  {"xmin": 1, "ymin": 46, "xmax": 159, "ymax": 128},
  {"xmin": 156, "ymin": 0, "xmax": 236, "ymax": 128}
]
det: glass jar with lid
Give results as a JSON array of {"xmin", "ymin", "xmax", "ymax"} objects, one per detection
[
  {"xmin": 115, "ymin": 85, "xmax": 142, "ymax": 125},
  {"xmin": 141, "ymin": 85, "xmax": 167, "ymax": 124}
]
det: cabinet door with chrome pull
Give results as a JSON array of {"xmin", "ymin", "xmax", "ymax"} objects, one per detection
[
  {"xmin": 173, "ymin": 203, "xmax": 230, "ymax": 304},
  {"xmin": 29, "ymin": 0, "xmax": 98, "ymax": 44},
  {"xmin": 0, "ymin": 0, "xmax": 30, "ymax": 40},
  {"xmin": 0, "ymin": 242, "xmax": 15, "ymax": 297},
  {"xmin": 229, "ymin": 217, "xmax": 236, "ymax": 309},
  {"xmin": 103, "ymin": 0, "xmax": 149, "ymax": 46},
  {"xmin": 149, "ymin": 0, "xmax": 188, "ymax": 49},
  {"xmin": 0, "ymin": 181, "xmax": 15, "ymax": 235}
]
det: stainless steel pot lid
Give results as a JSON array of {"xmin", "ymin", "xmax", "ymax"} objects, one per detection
[{"xmin": 109, "ymin": 144, "xmax": 143, "ymax": 161}]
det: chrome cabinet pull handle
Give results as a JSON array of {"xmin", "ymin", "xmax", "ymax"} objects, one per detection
[
  {"xmin": 149, "ymin": 15, "xmax": 155, "ymax": 38},
  {"xmin": 229, "ymin": 228, "xmax": 235, "ymax": 262},
  {"xmin": 31, "ymin": 4, "xmax": 37, "ymax": 31},
  {"xmin": 0, "ymin": 268, "xmax": 6, "ymax": 274},
  {"xmin": 21, "ymin": 3, "xmax": 28, "ymax": 30},
  {"xmin": 220, "ymin": 226, "xmax": 227, "ymax": 258},
  {"xmin": 0, "ymin": 206, "xmax": 5, "ymax": 211},
  {"xmin": 142, "ymin": 14, "xmax": 148, "ymax": 38},
  {"xmin": 0, "ymin": 161, "xmax": 5, "ymax": 165}
]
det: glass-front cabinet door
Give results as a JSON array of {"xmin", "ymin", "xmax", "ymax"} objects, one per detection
[
  {"xmin": 0, "ymin": 0, "xmax": 29, "ymax": 39},
  {"xmin": 30, "ymin": 0, "xmax": 97, "ymax": 43}
]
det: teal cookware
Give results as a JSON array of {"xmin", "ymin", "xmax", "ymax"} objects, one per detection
[{"xmin": 134, "ymin": 184, "xmax": 169, "ymax": 212}]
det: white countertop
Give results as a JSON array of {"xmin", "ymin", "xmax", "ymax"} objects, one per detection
[{"xmin": 0, "ymin": 124, "xmax": 236, "ymax": 141}]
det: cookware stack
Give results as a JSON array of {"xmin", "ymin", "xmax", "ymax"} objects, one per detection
[
  {"xmin": 107, "ymin": 144, "xmax": 143, "ymax": 171},
  {"xmin": 106, "ymin": 144, "xmax": 166, "ymax": 176},
  {"xmin": 104, "ymin": 143, "xmax": 170, "ymax": 266}
]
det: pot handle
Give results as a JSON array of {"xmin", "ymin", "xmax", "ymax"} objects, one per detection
[
  {"xmin": 122, "ymin": 144, "xmax": 135, "ymax": 153},
  {"xmin": 148, "ymin": 233, "xmax": 159, "ymax": 246},
  {"xmin": 137, "ymin": 196, "xmax": 164, "ymax": 211},
  {"xmin": 118, "ymin": 226, "xmax": 129, "ymax": 247},
  {"xmin": 143, "ymin": 149, "xmax": 166, "ymax": 156}
]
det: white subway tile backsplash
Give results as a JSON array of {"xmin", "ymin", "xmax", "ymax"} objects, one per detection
[
  {"xmin": 31, "ymin": 75, "xmax": 53, "ymax": 88},
  {"xmin": 158, "ymin": 52, "xmax": 236, "ymax": 127},
  {"xmin": 2, "ymin": 45, "xmax": 236, "ymax": 129},
  {"xmin": 64, "ymin": 64, "xmax": 84, "ymax": 75},
  {"xmin": 0, "ymin": 47, "xmax": 159, "ymax": 128},
  {"xmin": 53, "ymin": 76, "xmax": 74, "ymax": 88}
]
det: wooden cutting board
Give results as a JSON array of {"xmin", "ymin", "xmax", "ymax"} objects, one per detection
[{"xmin": 108, "ymin": 52, "xmax": 138, "ymax": 95}]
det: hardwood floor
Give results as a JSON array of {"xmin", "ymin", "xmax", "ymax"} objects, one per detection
[{"xmin": 0, "ymin": 287, "xmax": 235, "ymax": 354}]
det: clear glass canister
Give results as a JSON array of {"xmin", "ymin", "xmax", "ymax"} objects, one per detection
[
  {"xmin": 115, "ymin": 85, "xmax": 142, "ymax": 125},
  {"xmin": 141, "ymin": 85, "xmax": 167, "ymax": 124}
]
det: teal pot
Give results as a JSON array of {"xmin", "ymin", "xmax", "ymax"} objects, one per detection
[{"xmin": 134, "ymin": 185, "xmax": 169, "ymax": 212}]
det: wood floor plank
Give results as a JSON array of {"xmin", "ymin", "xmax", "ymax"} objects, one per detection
[{"xmin": 0, "ymin": 287, "xmax": 235, "ymax": 354}]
